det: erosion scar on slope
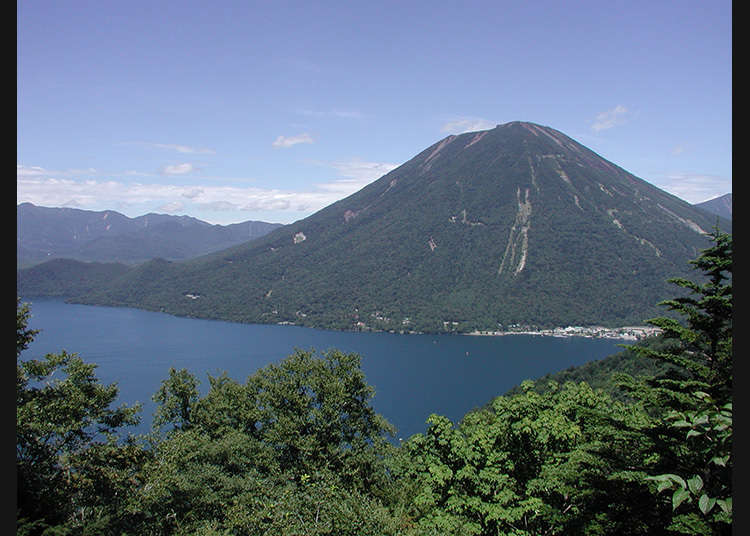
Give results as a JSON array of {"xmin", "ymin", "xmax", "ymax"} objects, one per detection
[{"xmin": 498, "ymin": 187, "xmax": 532, "ymax": 276}]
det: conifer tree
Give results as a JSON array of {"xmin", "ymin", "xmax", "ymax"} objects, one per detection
[
  {"xmin": 630, "ymin": 228, "xmax": 732, "ymax": 405},
  {"xmin": 618, "ymin": 230, "xmax": 732, "ymax": 533}
]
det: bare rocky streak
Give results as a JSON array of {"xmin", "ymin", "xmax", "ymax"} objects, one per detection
[{"xmin": 498, "ymin": 187, "xmax": 532, "ymax": 276}]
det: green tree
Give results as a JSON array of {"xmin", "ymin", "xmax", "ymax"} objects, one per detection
[
  {"xmin": 16, "ymin": 299, "xmax": 145, "ymax": 535},
  {"xmin": 626, "ymin": 228, "xmax": 732, "ymax": 405},
  {"xmin": 393, "ymin": 380, "xmax": 663, "ymax": 535},
  {"xmin": 152, "ymin": 367, "xmax": 200, "ymax": 432},
  {"xmin": 17, "ymin": 298, "xmax": 39, "ymax": 358},
  {"xmin": 134, "ymin": 348, "xmax": 403, "ymax": 534},
  {"xmin": 391, "ymin": 232, "xmax": 734, "ymax": 535},
  {"xmin": 645, "ymin": 392, "xmax": 732, "ymax": 532},
  {"xmin": 242, "ymin": 349, "xmax": 395, "ymax": 488},
  {"xmin": 617, "ymin": 229, "xmax": 732, "ymax": 534}
]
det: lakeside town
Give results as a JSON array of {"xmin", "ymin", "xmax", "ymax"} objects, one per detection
[
  {"xmin": 466, "ymin": 325, "xmax": 663, "ymax": 340},
  {"xmin": 345, "ymin": 314, "xmax": 663, "ymax": 340}
]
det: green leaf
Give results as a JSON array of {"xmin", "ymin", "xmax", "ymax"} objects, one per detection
[
  {"xmin": 709, "ymin": 455, "xmax": 729, "ymax": 467},
  {"xmin": 716, "ymin": 497, "xmax": 732, "ymax": 514},
  {"xmin": 672, "ymin": 488, "xmax": 691, "ymax": 510},
  {"xmin": 687, "ymin": 475, "xmax": 703, "ymax": 495},
  {"xmin": 657, "ymin": 480, "xmax": 673, "ymax": 493},
  {"xmin": 664, "ymin": 474, "xmax": 687, "ymax": 489},
  {"xmin": 686, "ymin": 430, "xmax": 701, "ymax": 439},
  {"xmin": 645, "ymin": 474, "xmax": 670, "ymax": 482},
  {"xmin": 693, "ymin": 414, "xmax": 709, "ymax": 426},
  {"xmin": 698, "ymin": 494, "xmax": 715, "ymax": 515}
]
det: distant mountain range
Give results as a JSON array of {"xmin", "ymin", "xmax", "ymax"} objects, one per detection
[
  {"xmin": 693, "ymin": 193, "xmax": 732, "ymax": 221},
  {"xmin": 18, "ymin": 121, "xmax": 731, "ymax": 332},
  {"xmin": 17, "ymin": 203, "xmax": 282, "ymax": 267}
]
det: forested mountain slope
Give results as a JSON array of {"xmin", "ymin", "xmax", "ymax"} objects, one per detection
[
  {"xmin": 693, "ymin": 193, "xmax": 732, "ymax": 221},
  {"xmin": 17, "ymin": 202, "xmax": 282, "ymax": 267}
]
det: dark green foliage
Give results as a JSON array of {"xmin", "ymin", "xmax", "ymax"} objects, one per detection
[
  {"xmin": 393, "ymin": 380, "xmax": 667, "ymax": 535},
  {"xmin": 132, "ymin": 431, "xmax": 405, "ymax": 535},
  {"xmin": 16, "ymin": 302, "xmax": 405, "ymax": 534},
  {"xmin": 617, "ymin": 230, "xmax": 733, "ymax": 534},
  {"xmin": 17, "ymin": 298, "xmax": 38, "ymax": 357},
  {"xmin": 17, "ymin": 258, "xmax": 132, "ymax": 298},
  {"xmin": 392, "ymin": 231, "xmax": 733, "ymax": 534},
  {"xmin": 16, "ymin": 299, "xmax": 146, "ymax": 535},
  {"xmin": 152, "ymin": 367, "xmax": 200, "ymax": 432},
  {"xmin": 130, "ymin": 349, "xmax": 403, "ymax": 534},
  {"xmin": 504, "ymin": 336, "xmax": 685, "ymax": 402},
  {"xmin": 634, "ymin": 228, "xmax": 732, "ymax": 402},
  {"xmin": 645, "ymin": 393, "xmax": 732, "ymax": 532}
]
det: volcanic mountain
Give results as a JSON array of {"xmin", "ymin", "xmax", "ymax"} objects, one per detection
[{"xmin": 18, "ymin": 121, "xmax": 729, "ymax": 332}]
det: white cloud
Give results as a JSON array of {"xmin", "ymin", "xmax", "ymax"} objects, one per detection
[
  {"xmin": 161, "ymin": 163, "xmax": 195, "ymax": 175},
  {"xmin": 116, "ymin": 141, "xmax": 216, "ymax": 155},
  {"xmin": 272, "ymin": 133, "xmax": 314, "ymax": 148},
  {"xmin": 18, "ymin": 173, "xmax": 357, "ymax": 221},
  {"xmin": 440, "ymin": 117, "xmax": 496, "ymax": 134},
  {"xmin": 158, "ymin": 201, "xmax": 184, "ymax": 213},
  {"xmin": 196, "ymin": 200, "xmax": 238, "ymax": 212},
  {"xmin": 329, "ymin": 158, "xmax": 397, "ymax": 182},
  {"xmin": 591, "ymin": 105, "xmax": 629, "ymax": 132},
  {"xmin": 652, "ymin": 172, "xmax": 731, "ymax": 204},
  {"xmin": 17, "ymin": 165, "xmax": 48, "ymax": 177},
  {"xmin": 124, "ymin": 170, "xmax": 156, "ymax": 177},
  {"xmin": 152, "ymin": 143, "xmax": 216, "ymax": 155},
  {"xmin": 311, "ymin": 158, "xmax": 398, "ymax": 196},
  {"xmin": 17, "ymin": 164, "xmax": 97, "ymax": 177},
  {"xmin": 17, "ymin": 155, "xmax": 399, "ymax": 224},
  {"xmin": 181, "ymin": 188, "xmax": 204, "ymax": 199},
  {"xmin": 298, "ymin": 109, "xmax": 364, "ymax": 119}
]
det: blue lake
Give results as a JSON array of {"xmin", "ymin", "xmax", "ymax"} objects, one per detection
[{"xmin": 21, "ymin": 298, "xmax": 625, "ymax": 440}]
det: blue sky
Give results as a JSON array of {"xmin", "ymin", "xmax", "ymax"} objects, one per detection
[{"xmin": 17, "ymin": 0, "xmax": 732, "ymax": 225}]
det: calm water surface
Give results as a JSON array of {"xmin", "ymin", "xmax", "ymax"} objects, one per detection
[{"xmin": 22, "ymin": 298, "xmax": 625, "ymax": 440}]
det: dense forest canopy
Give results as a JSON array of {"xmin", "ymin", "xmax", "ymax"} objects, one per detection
[{"xmin": 16, "ymin": 230, "xmax": 732, "ymax": 535}]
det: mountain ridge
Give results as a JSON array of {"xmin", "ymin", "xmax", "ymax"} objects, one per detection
[
  {"xmin": 17, "ymin": 203, "xmax": 283, "ymax": 267},
  {"xmin": 693, "ymin": 193, "xmax": 732, "ymax": 221}
]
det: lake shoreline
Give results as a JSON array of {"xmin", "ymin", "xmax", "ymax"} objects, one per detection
[
  {"xmin": 339, "ymin": 324, "xmax": 661, "ymax": 341},
  {"xmin": 25, "ymin": 296, "xmax": 660, "ymax": 342},
  {"xmin": 463, "ymin": 325, "xmax": 661, "ymax": 341}
]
